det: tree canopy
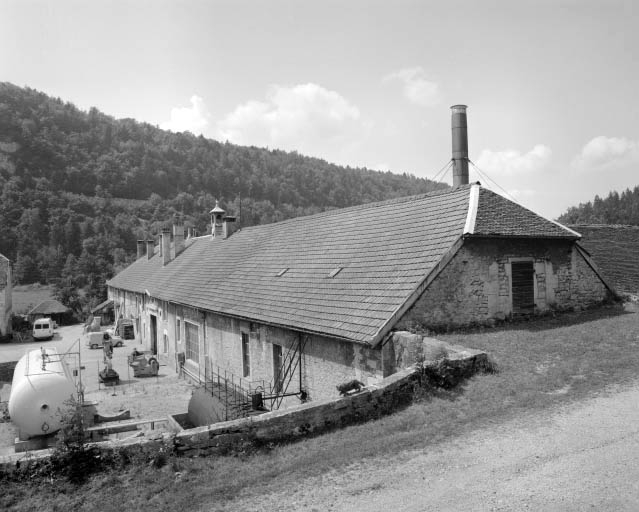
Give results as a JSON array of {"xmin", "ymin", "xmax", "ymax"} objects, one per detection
[
  {"xmin": 0, "ymin": 82, "xmax": 447, "ymax": 313},
  {"xmin": 558, "ymin": 187, "xmax": 639, "ymax": 226}
]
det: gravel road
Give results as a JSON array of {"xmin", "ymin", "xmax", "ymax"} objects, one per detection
[{"xmin": 219, "ymin": 383, "xmax": 639, "ymax": 511}]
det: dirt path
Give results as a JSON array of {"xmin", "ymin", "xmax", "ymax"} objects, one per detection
[{"xmin": 217, "ymin": 383, "xmax": 639, "ymax": 511}]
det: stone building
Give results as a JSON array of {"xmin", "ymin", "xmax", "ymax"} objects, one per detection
[
  {"xmin": 0, "ymin": 253, "xmax": 12, "ymax": 339},
  {"xmin": 106, "ymin": 183, "xmax": 612, "ymax": 409},
  {"xmin": 107, "ymin": 106, "xmax": 612, "ymax": 410}
]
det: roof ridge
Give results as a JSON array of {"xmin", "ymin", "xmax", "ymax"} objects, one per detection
[
  {"xmin": 463, "ymin": 183, "xmax": 480, "ymax": 234},
  {"xmin": 239, "ymin": 184, "xmax": 472, "ymax": 232}
]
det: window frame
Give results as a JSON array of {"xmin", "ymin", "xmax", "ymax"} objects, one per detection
[
  {"xmin": 184, "ymin": 321, "xmax": 199, "ymax": 364},
  {"xmin": 241, "ymin": 331, "xmax": 251, "ymax": 378}
]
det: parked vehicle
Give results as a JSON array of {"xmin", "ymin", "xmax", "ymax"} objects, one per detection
[
  {"xmin": 32, "ymin": 318, "xmax": 54, "ymax": 341},
  {"xmin": 84, "ymin": 331, "xmax": 124, "ymax": 350}
]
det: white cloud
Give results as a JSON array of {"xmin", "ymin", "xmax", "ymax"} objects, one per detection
[
  {"xmin": 475, "ymin": 144, "xmax": 552, "ymax": 177},
  {"xmin": 571, "ymin": 136, "xmax": 639, "ymax": 171},
  {"xmin": 383, "ymin": 67, "xmax": 440, "ymax": 107},
  {"xmin": 216, "ymin": 83, "xmax": 364, "ymax": 159},
  {"xmin": 161, "ymin": 95, "xmax": 210, "ymax": 135}
]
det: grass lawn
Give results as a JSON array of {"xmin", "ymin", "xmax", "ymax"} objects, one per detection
[
  {"xmin": 10, "ymin": 284, "xmax": 54, "ymax": 315},
  {"xmin": 2, "ymin": 302, "xmax": 638, "ymax": 511}
]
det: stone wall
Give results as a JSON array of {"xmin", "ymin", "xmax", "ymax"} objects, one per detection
[
  {"xmin": 172, "ymin": 342, "xmax": 488, "ymax": 456},
  {"xmin": 0, "ymin": 337, "xmax": 488, "ymax": 468},
  {"xmin": 201, "ymin": 315, "xmax": 384, "ymax": 406},
  {"xmin": 173, "ymin": 367, "xmax": 419, "ymax": 456},
  {"xmin": 397, "ymin": 238, "xmax": 609, "ymax": 331},
  {"xmin": 302, "ymin": 333, "xmax": 382, "ymax": 403},
  {"xmin": 110, "ymin": 281, "xmax": 386, "ymax": 408}
]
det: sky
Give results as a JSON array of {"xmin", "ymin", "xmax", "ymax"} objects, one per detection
[{"xmin": 1, "ymin": 0, "xmax": 638, "ymax": 219}]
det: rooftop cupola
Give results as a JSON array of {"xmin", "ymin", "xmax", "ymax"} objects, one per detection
[
  {"xmin": 210, "ymin": 201, "xmax": 225, "ymax": 238},
  {"xmin": 451, "ymin": 104, "xmax": 469, "ymax": 188}
]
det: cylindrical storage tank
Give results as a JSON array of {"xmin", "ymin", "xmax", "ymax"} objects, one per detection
[{"xmin": 8, "ymin": 348, "xmax": 76, "ymax": 438}]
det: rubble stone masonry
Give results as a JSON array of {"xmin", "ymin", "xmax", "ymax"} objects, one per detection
[{"xmin": 398, "ymin": 238, "xmax": 609, "ymax": 331}]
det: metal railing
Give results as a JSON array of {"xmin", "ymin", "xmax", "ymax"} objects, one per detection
[
  {"xmin": 204, "ymin": 364, "xmax": 258, "ymax": 421},
  {"xmin": 201, "ymin": 335, "xmax": 309, "ymax": 418}
]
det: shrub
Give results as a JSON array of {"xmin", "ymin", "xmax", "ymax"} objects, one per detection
[{"xmin": 52, "ymin": 397, "xmax": 102, "ymax": 483}]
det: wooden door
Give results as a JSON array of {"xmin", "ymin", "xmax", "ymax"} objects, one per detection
[{"xmin": 511, "ymin": 261, "xmax": 535, "ymax": 315}]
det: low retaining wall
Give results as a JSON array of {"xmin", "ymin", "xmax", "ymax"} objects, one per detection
[
  {"xmin": 173, "ymin": 346, "xmax": 488, "ymax": 456},
  {"xmin": 173, "ymin": 366, "xmax": 419, "ymax": 455},
  {"xmin": 0, "ymin": 340, "xmax": 489, "ymax": 467}
]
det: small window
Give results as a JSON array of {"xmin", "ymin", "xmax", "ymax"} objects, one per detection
[
  {"xmin": 241, "ymin": 332, "xmax": 250, "ymax": 377},
  {"xmin": 176, "ymin": 319, "xmax": 181, "ymax": 342},
  {"xmin": 327, "ymin": 267, "xmax": 343, "ymax": 278},
  {"xmin": 276, "ymin": 268, "xmax": 289, "ymax": 277},
  {"xmin": 273, "ymin": 344, "xmax": 283, "ymax": 393},
  {"xmin": 185, "ymin": 321, "xmax": 199, "ymax": 364}
]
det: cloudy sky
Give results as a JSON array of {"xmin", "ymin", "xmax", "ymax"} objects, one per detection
[{"xmin": 1, "ymin": 0, "xmax": 637, "ymax": 219}]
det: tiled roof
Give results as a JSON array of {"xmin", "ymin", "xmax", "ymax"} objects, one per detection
[
  {"xmin": 571, "ymin": 225, "xmax": 639, "ymax": 295},
  {"xmin": 107, "ymin": 184, "xmax": 579, "ymax": 345},
  {"xmin": 29, "ymin": 299, "xmax": 69, "ymax": 315},
  {"xmin": 471, "ymin": 187, "xmax": 580, "ymax": 239}
]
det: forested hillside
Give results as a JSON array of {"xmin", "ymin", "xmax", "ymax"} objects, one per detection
[
  {"xmin": 0, "ymin": 82, "xmax": 445, "ymax": 313},
  {"xmin": 558, "ymin": 187, "xmax": 639, "ymax": 225}
]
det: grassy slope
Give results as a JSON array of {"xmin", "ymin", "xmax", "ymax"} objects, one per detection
[
  {"xmin": 2, "ymin": 302, "xmax": 638, "ymax": 511},
  {"xmin": 10, "ymin": 285, "xmax": 53, "ymax": 315}
]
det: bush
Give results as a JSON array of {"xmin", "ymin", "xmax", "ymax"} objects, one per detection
[{"xmin": 52, "ymin": 397, "xmax": 102, "ymax": 483}]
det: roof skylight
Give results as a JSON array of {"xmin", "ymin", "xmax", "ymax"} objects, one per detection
[{"xmin": 327, "ymin": 267, "xmax": 343, "ymax": 278}]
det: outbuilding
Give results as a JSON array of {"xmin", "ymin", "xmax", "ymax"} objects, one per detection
[{"xmin": 28, "ymin": 299, "xmax": 70, "ymax": 327}]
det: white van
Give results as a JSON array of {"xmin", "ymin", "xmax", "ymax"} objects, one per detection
[{"xmin": 32, "ymin": 317, "xmax": 54, "ymax": 341}]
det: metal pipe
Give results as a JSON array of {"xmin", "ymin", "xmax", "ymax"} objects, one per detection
[{"xmin": 451, "ymin": 105, "xmax": 469, "ymax": 188}]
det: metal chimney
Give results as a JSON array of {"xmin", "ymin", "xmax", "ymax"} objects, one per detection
[{"xmin": 451, "ymin": 105, "xmax": 469, "ymax": 188}]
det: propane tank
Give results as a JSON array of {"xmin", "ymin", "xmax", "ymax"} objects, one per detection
[{"xmin": 8, "ymin": 347, "xmax": 76, "ymax": 439}]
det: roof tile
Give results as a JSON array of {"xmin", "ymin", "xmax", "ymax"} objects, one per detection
[{"xmin": 108, "ymin": 184, "xmax": 577, "ymax": 344}]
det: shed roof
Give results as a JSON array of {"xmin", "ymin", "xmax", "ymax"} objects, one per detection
[
  {"xmin": 108, "ymin": 183, "xmax": 578, "ymax": 345},
  {"xmin": 29, "ymin": 299, "xmax": 69, "ymax": 316},
  {"xmin": 569, "ymin": 224, "xmax": 639, "ymax": 295},
  {"xmin": 91, "ymin": 298, "xmax": 114, "ymax": 314}
]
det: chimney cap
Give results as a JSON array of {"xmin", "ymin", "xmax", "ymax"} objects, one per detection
[{"xmin": 450, "ymin": 104, "xmax": 468, "ymax": 113}]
